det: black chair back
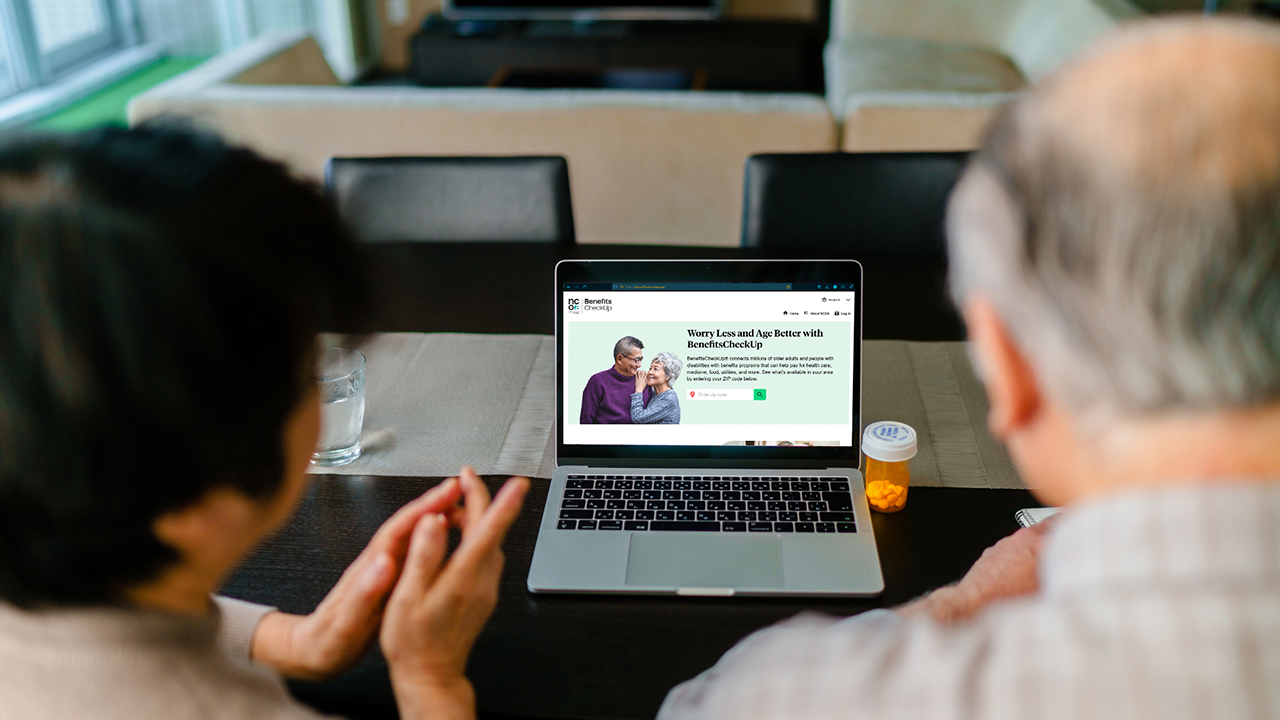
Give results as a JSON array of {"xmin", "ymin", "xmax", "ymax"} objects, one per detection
[
  {"xmin": 741, "ymin": 151, "xmax": 969, "ymax": 255},
  {"xmin": 740, "ymin": 152, "xmax": 972, "ymax": 340},
  {"xmin": 325, "ymin": 156, "xmax": 576, "ymax": 243}
]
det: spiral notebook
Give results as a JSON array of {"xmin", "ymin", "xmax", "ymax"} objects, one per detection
[{"xmin": 1015, "ymin": 507, "xmax": 1059, "ymax": 528}]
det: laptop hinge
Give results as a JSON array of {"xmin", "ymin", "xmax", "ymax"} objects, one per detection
[{"xmin": 676, "ymin": 587, "xmax": 736, "ymax": 597}]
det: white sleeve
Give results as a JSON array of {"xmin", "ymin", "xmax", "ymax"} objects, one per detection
[
  {"xmin": 213, "ymin": 595, "xmax": 278, "ymax": 664},
  {"xmin": 657, "ymin": 610, "xmax": 913, "ymax": 720}
]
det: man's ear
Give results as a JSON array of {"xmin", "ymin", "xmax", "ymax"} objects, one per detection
[{"xmin": 963, "ymin": 295, "xmax": 1042, "ymax": 440}]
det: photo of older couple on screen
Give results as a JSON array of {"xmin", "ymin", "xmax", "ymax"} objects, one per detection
[{"xmin": 579, "ymin": 336, "xmax": 683, "ymax": 425}]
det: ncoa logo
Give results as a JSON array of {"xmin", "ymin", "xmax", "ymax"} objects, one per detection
[{"xmin": 567, "ymin": 298, "xmax": 581, "ymax": 314}]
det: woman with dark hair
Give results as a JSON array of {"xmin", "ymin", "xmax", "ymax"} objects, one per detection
[{"xmin": 0, "ymin": 124, "xmax": 527, "ymax": 720}]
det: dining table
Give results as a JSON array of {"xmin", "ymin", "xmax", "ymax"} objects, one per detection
[{"xmin": 218, "ymin": 241, "xmax": 1040, "ymax": 720}]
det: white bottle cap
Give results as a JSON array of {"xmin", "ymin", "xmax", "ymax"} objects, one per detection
[{"xmin": 862, "ymin": 421, "xmax": 918, "ymax": 463}]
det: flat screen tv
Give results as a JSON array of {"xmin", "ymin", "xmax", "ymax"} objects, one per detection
[{"xmin": 443, "ymin": 0, "xmax": 723, "ymax": 21}]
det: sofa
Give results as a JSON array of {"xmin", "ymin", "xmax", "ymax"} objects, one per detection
[
  {"xmin": 826, "ymin": 0, "xmax": 1141, "ymax": 151},
  {"xmin": 130, "ymin": 1, "xmax": 1140, "ymax": 246},
  {"xmin": 129, "ymin": 33, "xmax": 837, "ymax": 247}
]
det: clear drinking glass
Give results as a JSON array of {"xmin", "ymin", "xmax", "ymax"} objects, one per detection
[{"xmin": 312, "ymin": 348, "xmax": 365, "ymax": 467}]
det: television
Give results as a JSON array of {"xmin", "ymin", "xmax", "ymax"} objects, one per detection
[{"xmin": 443, "ymin": 0, "xmax": 723, "ymax": 21}]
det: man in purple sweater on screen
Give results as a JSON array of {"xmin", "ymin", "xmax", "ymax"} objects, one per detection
[{"xmin": 580, "ymin": 335, "xmax": 653, "ymax": 424}]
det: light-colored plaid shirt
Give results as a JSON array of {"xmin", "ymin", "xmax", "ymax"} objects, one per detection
[{"xmin": 659, "ymin": 483, "xmax": 1280, "ymax": 720}]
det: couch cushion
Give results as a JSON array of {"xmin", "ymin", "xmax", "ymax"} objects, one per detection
[
  {"xmin": 827, "ymin": 37, "xmax": 1025, "ymax": 99},
  {"xmin": 839, "ymin": 100, "xmax": 1011, "ymax": 151},
  {"xmin": 1000, "ymin": 0, "xmax": 1140, "ymax": 80},
  {"xmin": 131, "ymin": 87, "xmax": 837, "ymax": 247},
  {"xmin": 830, "ymin": 0, "xmax": 1024, "ymax": 48}
]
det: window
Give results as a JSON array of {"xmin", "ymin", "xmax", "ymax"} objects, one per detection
[
  {"xmin": 0, "ymin": 0, "xmax": 133, "ymax": 99},
  {"xmin": 0, "ymin": 16, "xmax": 16, "ymax": 97}
]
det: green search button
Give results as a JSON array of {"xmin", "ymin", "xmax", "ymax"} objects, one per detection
[{"xmin": 753, "ymin": 389, "xmax": 767, "ymax": 401}]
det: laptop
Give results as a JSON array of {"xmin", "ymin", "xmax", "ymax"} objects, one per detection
[{"xmin": 527, "ymin": 260, "xmax": 883, "ymax": 596}]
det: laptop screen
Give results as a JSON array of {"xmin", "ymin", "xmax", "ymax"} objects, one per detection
[{"xmin": 557, "ymin": 260, "xmax": 862, "ymax": 466}]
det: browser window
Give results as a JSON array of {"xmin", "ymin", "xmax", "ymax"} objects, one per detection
[{"xmin": 562, "ymin": 282, "xmax": 857, "ymax": 447}]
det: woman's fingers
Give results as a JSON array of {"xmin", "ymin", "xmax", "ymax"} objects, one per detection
[
  {"xmin": 366, "ymin": 478, "xmax": 462, "ymax": 561},
  {"xmin": 329, "ymin": 477, "xmax": 461, "ymax": 606},
  {"xmin": 438, "ymin": 478, "xmax": 528, "ymax": 589},
  {"xmin": 388, "ymin": 473, "xmax": 526, "ymax": 607},
  {"xmin": 388, "ymin": 514, "xmax": 451, "ymax": 606},
  {"xmin": 458, "ymin": 467, "xmax": 493, "ymax": 535}
]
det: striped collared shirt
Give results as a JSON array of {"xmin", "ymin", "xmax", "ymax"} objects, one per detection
[{"xmin": 658, "ymin": 482, "xmax": 1280, "ymax": 720}]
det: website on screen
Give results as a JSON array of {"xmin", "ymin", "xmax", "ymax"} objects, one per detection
[{"xmin": 562, "ymin": 283, "xmax": 857, "ymax": 446}]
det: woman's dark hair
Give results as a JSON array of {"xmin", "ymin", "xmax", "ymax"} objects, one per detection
[{"xmin": 0, "ymin": 123, "xmax": 369, "ymax": 607}]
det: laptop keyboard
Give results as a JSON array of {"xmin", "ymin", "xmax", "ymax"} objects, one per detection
[{"xmin": 555, "ymin": 475, "xmax": 857, "ymax": 533}]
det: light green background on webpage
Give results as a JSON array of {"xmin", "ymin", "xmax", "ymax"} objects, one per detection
[{"xmin": 565, "ymin": 321, "xmax": 851, "ymax": 425}]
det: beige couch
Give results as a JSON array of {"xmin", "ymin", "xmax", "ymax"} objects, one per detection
[
  {"xmin": 827, "ymin": 0, "xmax": 1141, "ymax": 151},
  {"xmin": 129, "ymin": 34, "xmax": 837, "ymax": 247},
  {"xmin": 130, "ymin": 4, "xmax": 1139, "ymax": 245}
]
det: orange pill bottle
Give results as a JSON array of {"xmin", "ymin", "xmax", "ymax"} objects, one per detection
[{"xmin": 862, "ymin": 421, "xmax": 918, "ymax": 513}]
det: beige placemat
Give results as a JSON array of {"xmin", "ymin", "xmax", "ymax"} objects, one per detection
[
  {"xmin": 312, "ymin": 334, "xmax": 1025, "ymax": 489},
  {"xmin": 862, "ymin": 341, "xmax": 1025, "ymax": 489},
  {"xmin": 309, "ymin": 333, "xmax": 554, "ymax": 478}
]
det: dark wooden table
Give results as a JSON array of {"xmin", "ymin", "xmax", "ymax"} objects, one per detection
[
  {"xmin": 222, "ymin": 476, "xmax": 1036, "ymax": 720},
  {"xmin": 219, "ymin": 241, "xmax": 1022, "ymax": 719}
]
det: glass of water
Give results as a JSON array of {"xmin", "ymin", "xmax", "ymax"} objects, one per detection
[{"xmin": 312, "ymin": 348, "xmax": 366, "ymax": 467}]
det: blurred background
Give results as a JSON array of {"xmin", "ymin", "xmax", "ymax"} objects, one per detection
[{"xmin": 4, "ymin": 0, "xmax": 1278, "ymax": 245}]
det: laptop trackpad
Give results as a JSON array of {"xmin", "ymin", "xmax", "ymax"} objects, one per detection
[{"xmin": 625, "ymin": 533, "xmax": 784, "ymax": 588}]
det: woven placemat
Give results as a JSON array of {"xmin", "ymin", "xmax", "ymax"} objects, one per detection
[
  {"xmin": 311, "ymin": 334, "xmax": 1025, "ymax": 489},
  {"xmin": 309, "ymin": 333, "xmax": 554, "ymax": 478},
  {"xmin": 862, "ymin": 341, "xmax": 1024, "ymax": 489}
]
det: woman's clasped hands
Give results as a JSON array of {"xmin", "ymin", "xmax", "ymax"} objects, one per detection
[{"xmin": 249, "ymin": 467, "xmax": 528, "ymax": 720}]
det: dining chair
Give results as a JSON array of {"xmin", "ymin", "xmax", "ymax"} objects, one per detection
[
  {"xmin": 739, "ymin": 151, "xmax": 971, "ymax": 340},
  {"xmin": 740, "ymin": 151, "xmax": 970, "ymax": 253},
  {"xmin": 325, "ymin": 156, "xmax": 576, "ymax": 243}
]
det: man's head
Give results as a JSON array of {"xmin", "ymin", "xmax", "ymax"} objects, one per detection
[
  {"xmin": 0, "ymin": 124, "xmax": 367, "ymax": 607},
  {"xmin": 947, "ymin": 19, "xmax": 1280, "ymax": 502},
  {"xmin": 613, "ymin": 336, "xmax": 644, "ymax": 377}
]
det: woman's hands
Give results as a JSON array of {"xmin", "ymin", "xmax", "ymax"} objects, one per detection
[
  {"xmin": 247, "ymin": 467, "xmax": 528, "ymax": 715},
  {"xmin": 249, "ymin": 477, "xmax": 467, "ymax": 680},
  {"xmin": 381, "ymin": 469, "xmax": 528, "ymax": 720},
  {"xmin": 635, "ymin": 369, "xmax": 648, "ymax": 393}
]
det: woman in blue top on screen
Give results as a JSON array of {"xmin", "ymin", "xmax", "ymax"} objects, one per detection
[{"xmin": 631, "ymin": 352, "xmax": 682, "ymax": 424}]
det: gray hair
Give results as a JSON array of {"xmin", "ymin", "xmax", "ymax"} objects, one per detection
[
  {"xmin": 947, "ymin": 18, "xmax": 1280, "ymax": 416},
  {"xmin": 652, "ymin": 352, "xmax": 683, "ymax": 384},
  {"xmin": 613, "ymin": 336, "xmax": 643, "ymax": 360}
]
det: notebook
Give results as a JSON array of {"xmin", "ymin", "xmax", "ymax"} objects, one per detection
[
  {"xmin": 526, "ymin": 259, "xmax": 884, "ymax": 596},
  {"xmin": 1015, "ymin": 507, "xmax": 1060, "ymax": 527}
]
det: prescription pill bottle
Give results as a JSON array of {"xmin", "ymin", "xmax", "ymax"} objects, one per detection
[{"xmin": 862, "ymin": 421, "xmax": 918, "ymax": 513}]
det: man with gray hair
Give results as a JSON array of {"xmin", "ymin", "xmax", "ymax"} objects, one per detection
[
  {"xmin": 580, "ymin": 335, "xmax": 652, "ymax": 424},
  {"xmin": 659, "ymin": 17, "xmax": 1280, "ymax": 719}
]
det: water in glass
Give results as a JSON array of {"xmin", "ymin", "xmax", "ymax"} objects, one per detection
[{"xmin": 313, "ymin": 348, "xmax": 366, "ymax": 466}]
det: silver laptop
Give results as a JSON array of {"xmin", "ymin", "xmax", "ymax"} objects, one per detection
[{"xmin": 528, "ymin": 260, "xmax": 883, "ymax": 596}]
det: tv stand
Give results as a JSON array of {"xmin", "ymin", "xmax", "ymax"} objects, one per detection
[
  {"xmin": 410, "ymin": 18, "xmax": 823, "ymax": 93},
  {"xmin": 521, "ymin": 20, "xmax": 633, "ymax": 39}
]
